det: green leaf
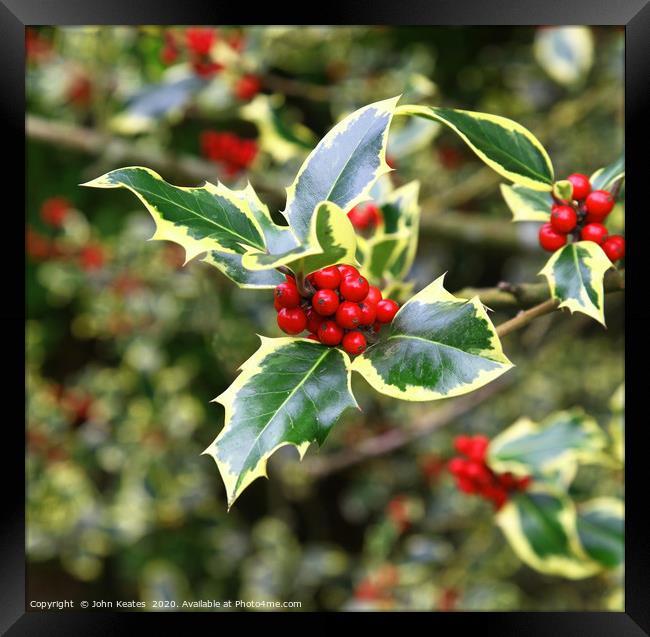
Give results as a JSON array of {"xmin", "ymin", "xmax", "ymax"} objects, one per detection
[
  {"xmin": 396, "ymin": 105, "xmax": 554, "ymax": 190},
  {"xmin": 240, "ymin": 94, "xmax": 316, "ymax": 163},
  {"xmin": 500, "ymin": 183, "xmax": 553, "ymax": 222},
  {"xmin": 496, "ymin": 486, "xmax": 600, "ymax": 579},
  {"xmin": 385, "ymin": 181, "xmax": 421, "ymax": 280},
  {"xmin": 352, "ymin": 275, "xmax": 513, "ymax": 401},
  {"xmin": 110, "ymin": 76, "xmax": 205, "ymax": 135},
  {"xmin": 81, "ymin": 167, "xmax": 266, "ymax": 260},
  {"xmin": 357, "ymin": 181, "xmax": 421, "ymax": 285},
  {"xmin": 202, "ymin": 251, "xmax": 285, "ymax": 289},
  {"xmin": 487, "ymin": 410, "xmax": 608, "ymax": 484},
  {"xmin": 358, "ymin": 232, "xmax": 410, "ymax": 283},
  {"xmin": 203, "ymin": 337, "xmax": 358, "ymax": 507},
  {"xmin": 283, "ymin": 96, "xmax": 399, "ymax": 242},
  {"xmin": 241, "ymin": 201, "xmax": 358, "ymax": 274},
  {"xmin": 590, "ymin": 155, "xmax": 625, "ymax": 192},
  {"xmin": 576, "ymin": 498, "xmax": 624, "ymax": 570},
  {"xmin": 539, "ymin": 241, "xmax": 614, "ymax": 326},
  {"xmin": 534, "ymin": 26, "xmax": 594, "ymax": 86}
]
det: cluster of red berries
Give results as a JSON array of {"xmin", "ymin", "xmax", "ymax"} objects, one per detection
[
  {"xmin": 347, "ymin": 202, "xmax": 382, "ymax": 232},
  {"xmin": 160, "ymin": 28, "xmax": 254, "ymax": 90},
  {"xmin": 273, "ymin": 264, "xmax": 399, "ymax": 356},
  {"xmin": 200, "ymin": 131, "xmax": 259, "ymax": 177},
  {"xmin": 448, "ymin": 434, "xmax": 531, "ymax": 510},
  {"xmin": 539, "ymin": 173, "xmax": 625, "ymax": 262},
  {"xmin": 40, "ymin": 197, "xmax": 71, "ymax": 227}
]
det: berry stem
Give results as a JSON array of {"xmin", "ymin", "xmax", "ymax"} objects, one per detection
[{"xmin": 295, "ymin": 270, "xmax": 315, "ymax": 298}]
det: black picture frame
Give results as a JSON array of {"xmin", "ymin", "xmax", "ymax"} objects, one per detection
[{"xmin": 6, "ymin": 1, "xmax": 648, "ymax": 632}]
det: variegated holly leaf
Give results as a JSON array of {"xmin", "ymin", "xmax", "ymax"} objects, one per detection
[
  {"xmin": 283, "ymin": 96, "xmax": 399, "ymax": 242},
  {"xmin": 487, "ymin": 410, "xmax": 608, "ymax": 486},
  {"xmin": 496, "ymin": 486, "xmax": 600, "ymax": 579},
  {"xmin": 203, "ymin": 251, "xmax": 285, "ymax": 289},
  {"xmin": 385, "ymin": 181, "xmax": 421, "ymax": 280},
  {"xmin": 534, "ymin": 26, "xmax": 594, "ymax": 86},
  {"xmin": 590, "ymin": 155, "xmax": 625, "ymax": 192},
  {"xmin": 110, "ymin": 76, "xmax": 205, "ymax": 135},
  {"xmin": 241, "ymin": 201, "xmax": 358, "ymax": 274},
  {"xmin": 357, "ymin": 181, "xmax": 420, "ymax": 285},
  {"xmin": 396, "ymin": 105, "xmax": 554, "ymax": 190},
  {"xmin": 500, "ymin": 183, "xmax": 553, "ymax": 222},
  {"xmin": 203, "ymin": 337, "xmax": 358, "ymax": 507},
  {"xmin": 81, "ymin": 167, "xmax": 266, "ymax": 261},
  {"xmin": 358, "ymin": 232, "xmax": 410, "ymax": 283},
  {"xmin": 240, "ymin": 94, "xmax": 316, "ymax": 163},
  {"xmin": 539, "ymin": 241, "xmax": 614, "ymax": 326},
  {"xmin": 576, "ymin": 498, "xmax": 624, "ymax": 570},
  {"xmin": 351, "ymin": 275, "xmax": 513, "ymax": 401}
]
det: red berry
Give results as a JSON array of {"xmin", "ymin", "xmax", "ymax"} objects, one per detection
[
  {"xmin": 274, "ymin": 296, "xmax": 282, "ymax": 312},
  {"xmin": 41, "ymin": 197, "xmax": 71, "ymax": 227},
  {"xmin": 358, "ymin": 301, "xmax": 377, "ymax": 326},
  {"xmin": 375, "ymin": 299, "xmax": 399, "ymax": 323},
  {"xmin": 347, "ymin": 203, "xmax": 381, "ymax": 230},
  {"xmin": 467, "ymin": 435, "xmax": 489, "ymax": 462},
  {"xmin": 306, "ymin": 308, "xmax": 324, "ymax": 334},
  {"xmin": 337, "ymin": 264, "xmax": 359, "ymax": 279},
  {"xmin": 186, "ymin": 27, "xmax": 216, "ymax": 55},
  {"xmin": 550, "ymin": 205, "xmax": 577, "ymax": 234},
  {"xmin": 235, "ymin": 74, "xmax": 261, "ymax": 101},
  {"xmin": 364, "ymin": 286, "xmax": 382, "ymax": 306},
  {"xmin": 307, "ymin": 333, "xmax": 320, "ymax": 341},
  {"xmin": 342, "ymin": 331, "xmax": 367, "ymax": 356},
  {"xmin": 602, "ymin": 235, "xmax": 625, "ymax": 262},
  {"xmin": 312, "ymin": 289, "xmax": 339, "ymax": 316},
  {"xmin": 457, "ymin": 477, "xmax": 477, "ymax": 494},
  {"xmin": 311, "ymin": 266, "xmax": 341, "ymax": 290},
  {"xmin": 539, "ymin": 223, "xmax": 567, "ymax": 252},
  {"xmin": 585, "ymin": 190, "xmax": 615, "ymax": 217},
  {"xmin": 318, "ymin": 320, "xmax": 344, "ymax": 346},
  {"xmin": 277, "ymin": 307, "xmax": 307, "ymax": 335},
  {"xmin": 274, "ymin": 281, "xmax": 300, "ymax": 308},
  {"xmin": 465, "ymin": 462, "xmax": 490, "ymax": 484},
  {"xmin": 448, "ymin": 457, "xmax": 467, "ymax": 475},
  {"xmin": 340, "ymin": 275, "xmax": 369, "ymax": 302},
  {"xmin": 566, "ymin": 173, "xmax": 591, "ymax": 200},
  {"xmin": 372, "ymin": 321, "xmax": 382, "ymax": 333},
  {"xmin": 454, "ymin": 435, "xmax": 473, "ymax": 455},
  {"xmin": 336, "ymin": 301, "xmax": 362, "ymax": 329},
  {"xmin": 80, "ymin": 245, "xmax": 105, "ymax": 270},
  {"xmin": 580, "ymin": 223, "xmax": 609, "ymax": 245}
]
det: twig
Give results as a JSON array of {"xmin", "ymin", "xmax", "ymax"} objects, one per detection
[
  {"xmin": 457, "ymin": 268, "xmax": 625, "ymax": 311},
  {"xmin": 303, "ymin": 378, "xmax": 510, "ymax": 479}
]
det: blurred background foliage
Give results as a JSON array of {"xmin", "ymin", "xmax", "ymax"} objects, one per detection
[{"xmin": 26, "ymin": 25, "xmax": 623, "ymax": 611}]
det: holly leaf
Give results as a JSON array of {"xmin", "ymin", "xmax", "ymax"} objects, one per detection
[
  {"xmin": 202, "ymin": 251, "xmax": 285, "ymax": 289},
  {"xmin": 496, "ymin": 486, "xmax": 600, "ymax": 579},
  {"xmin": 241, "ymin": 201, "xmax": 358, "ymax": 274},
  {"xmin": 539, "ymin": 241, "xmax": 614, "ymax": 326},
  {"xmin": 534, "ymin": 26, "xmax": 594, "ymax": 86},
  {"xmin": 487, "ymin": 410, "xmax": 608, "ymax": 486},
  {"xmin": 240, "ymin": 94, "xmax": 316, "ymax": 163},
  {"xmin": 110, "ymin": 76, "xmax": 205, "ymax": 135},
  {"xmin": 576, "ymin": 498, "xmax": 624, "ymax": 570},
  {"xmin": 283, "ymin": 96, "xmax": 399, "ymax": 242},
  {"xmin": 396, "ymin": 105, "xmax": 554, "ymax": 190},
  {"xmin": 203, "ymin": 337, "xmax": 358, "ymax": 507},
  {"xmin": 590, "ymin": 155, "xmax": 625, "ymax": 192},
  {"xmin": 500, "ymin": 183, "xmax": 553, "ymax": 222},
  {"xmin": 81, "ymin": 167, "xmax": 266, "ymax": 260},
  {"xmin": 352, "ymin": 275, "xmax": 512, "ymax": 401},
  {"xmin": 357, "ymin": 181, "xmax": 420, "ymax": 284}
]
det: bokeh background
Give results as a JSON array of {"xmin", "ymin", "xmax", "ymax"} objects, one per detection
[{"xmin": 26, "ymin": 26, "xmax": 624, "ymax": 611}]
